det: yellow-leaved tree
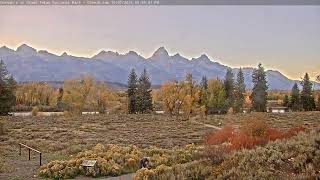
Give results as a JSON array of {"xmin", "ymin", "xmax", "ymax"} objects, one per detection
[
  {"xmin": 181, "ymin": 73, "xmax": 201, "ymax": 118},
  {"xmin": 62, "ymin": 75, "xmax": 116, "ymax": 116},
  {"xmin": 160, "ymin": 73, "xmax": 200, "ymax": 118},
  {"xmin": 161, "ymin": 81, "xmax": 186, "ymax": 115},
  {"xmin": 15, "ymin": 82, "xmax": 57, "ymax": 107}
]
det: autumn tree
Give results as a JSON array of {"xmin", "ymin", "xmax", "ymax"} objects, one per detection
[
  {"xmin": 87, "ymin": 82, "xmax": 115, "ymax": 113},
  {"xmin": 250, "ymin": 63, "xmax": 268, "ymax": 112},
  {"xmin": 62, "ymin": 75, "xmax": 94, "ymax": 115},
  {"xmin": 161, "ymin": 81, "xmax": 187, "ymax": 115},
  {"xmin": 300, "ymin": 73, "xmax": 316, "ymax": 111},
  {"xmin": 62, "ymin": 75, "xmax": 115, "ymax": 115},
  {"xmin": 224, "ymin": 68, "xmax": 234, "ymax": 109},
  {"xmin": 15, "ymin": 82, "xmax": 56, "ymax": 107},
  {"xmin": 0, "ymin": 60, "xmax": 16, "ymax": 115},
  {"xmin": 234, "ymin": 68, "xmax": 246, "ymax": 113},
  {"xmin": 182, "ymin": 73, "xmax": 200, "ymax": 118},
  {"xmin": 127, "ymin": 69, "xmax": 138, "ymax": 114},
  {"xmin": 136, "ymin": 69, "xmax": 153, "ymax": 113}
]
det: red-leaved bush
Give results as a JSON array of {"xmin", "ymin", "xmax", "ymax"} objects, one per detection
[
  {"xmin": 205, "ymin": 114, "xmax": 305, "ymax": 152},
  {"xmin": 205, "ymin": 125, "xmax": 234, "ymax": 145},
  {"xmin": 265, "ymin": 128, "xmax": 285, "ymax": 141}
]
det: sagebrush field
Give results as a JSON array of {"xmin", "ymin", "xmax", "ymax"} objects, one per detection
[{"xmin": 0, "ymin": 112, "xmax": 319, "ymax": 179}]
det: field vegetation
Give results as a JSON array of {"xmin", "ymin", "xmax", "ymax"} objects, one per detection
[{"xmin": 1, "ymin": 112, "xmax": 319, "ymax": 179}]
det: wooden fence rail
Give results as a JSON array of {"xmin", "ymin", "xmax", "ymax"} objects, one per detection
[{"xmin": 19, "ymin": 143, "xmax": 42, "ymax": 166}]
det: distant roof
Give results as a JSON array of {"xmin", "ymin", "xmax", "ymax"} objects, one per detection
[{"xmin": 268, "ymin": 107, "xmax": 288, "ymax": 109}]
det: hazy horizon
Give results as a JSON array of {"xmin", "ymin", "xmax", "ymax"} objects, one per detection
[{"xmin": 0, "ymin": 6, "xmax": 319, "ymax": 80}]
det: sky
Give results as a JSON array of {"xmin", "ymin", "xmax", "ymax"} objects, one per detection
[{"xmin": 0, "ymin": 5, "xmax": 319, "ymax": 80}]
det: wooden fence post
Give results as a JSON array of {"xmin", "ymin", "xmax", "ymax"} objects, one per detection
[{"xmin": 19, "ymin": 143, "xmax": 42, "ymax": 166}]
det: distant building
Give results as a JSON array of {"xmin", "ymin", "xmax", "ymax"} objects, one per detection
[
  {"xmin": 242, "ymin": 108, "xmax": 251, "ymax": 113},
  {"xmin": 267, "ymin": 106, "xmax": 288, "ymax": 113},
  {"xmin": 267, "ymin": 100, "xmax": 288, "ymax": 113}
]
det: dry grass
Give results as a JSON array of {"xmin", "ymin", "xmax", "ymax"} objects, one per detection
[{"xmin": 196, "ymin": 111, "xmax": 320, "ymax": 130}]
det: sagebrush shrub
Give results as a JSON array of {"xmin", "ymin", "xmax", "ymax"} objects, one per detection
[
  {"xmin": 32, "ymin": 106, "xmax": 39, "ymax": 116},
  {"xmin": 240, "ymin": 113, "xmax": 268, "ymax": 137},
  {"xmin": 284, "ymin": 126, "xmax": 305, "ymax": 138},
  {"xmin": 214, "ymin": 130, "xmax": 320, "ymax": 179},
  {"xmin": 204, "ymin": 145, "xmax": 228, "ymax": 164},
  {"xmin": 265, "ymin": 128, "xmax": 285, "ymax": 141},
  {"xmin": 39, "ymin": 144, "xmax": 204, "ymax": 179}
]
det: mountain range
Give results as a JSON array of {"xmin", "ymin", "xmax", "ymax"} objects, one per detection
[{"xmin": 0, "ymin": 44, "xmax": 319, "ymax": 90}]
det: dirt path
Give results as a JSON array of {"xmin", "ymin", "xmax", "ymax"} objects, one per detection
[
  {"xmin": 0, "ymin": 145, "xmax": 41, "ymax": 180},
  {"xmin": 191, "ymin": 120, "xmax": 221, "ymax": 130},
  {"xmin": 75, "ymin": 173, "xmax": 135, "ymax": 180}
]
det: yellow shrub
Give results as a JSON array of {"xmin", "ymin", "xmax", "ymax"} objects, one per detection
[{"xmin": 32, "ymin": 106, "xmax": 39, "ymax": 116}]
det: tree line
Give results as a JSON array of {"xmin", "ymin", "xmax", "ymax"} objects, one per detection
[
  {"xmin": 156, "ymin": 63, "xmax": 267, "ymax": 116},
  {"xmin": 0, "ymin": 59, "xmax": 122, "ymax": 115},
  {"xmin": 0, "ymin": 59, "xmax": 319, "ymax": 115},
  {"xmin": 284, "ymin": 73, "xmax": 317, "ymax": 111}
]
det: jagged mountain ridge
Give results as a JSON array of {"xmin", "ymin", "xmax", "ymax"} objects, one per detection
[{"xmin": 0, "ymin": 44, "xmax": 319, "ymax": 90}]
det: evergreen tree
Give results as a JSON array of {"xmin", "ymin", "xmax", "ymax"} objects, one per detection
[
  {"xmin": 289, "ymin": 83, "xmax": 301, "ymax": 111},
  {"xmin": 199, "ymin": 76, "xmax": 208, "ymax": 108},
  {"xmin": 200, "ymin": 76, "xmax": 208, "ymax": 90},
  {"xmin": 234, "ymin": 68, "xmax": 246, "ymax": 113},
  {"xmin": 300, "ymin": 73, "xmax": 316, "ymax": 111},
  {"xmin": 283, "ymin": 95, "xmax": 289, "ymax": 107},
  {"xmin": 250, "ymin": 63, "xmax": 268, "ymax": 112},
  {"xmin": 0, "ymin": 60, "xmax": 16, "ymax": 115},
  {"xmin": 224, "ymin": 68, "xmax": 234, "ymax": 108},
  {"xmin": 207, "ymin": 79, "xmax": 227, "ymax": 111},
  {"xmin": 127, "ymin": 68, "xmax": 138, "ymax": 114},
  {"xmin": 136, "ymin": 69, "xmax": 153, "ymax": 113}
]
